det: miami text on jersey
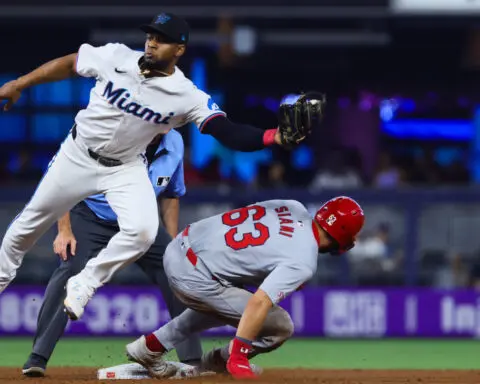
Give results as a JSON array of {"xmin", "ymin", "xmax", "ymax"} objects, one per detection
[
  {"xmin": 275, "ymin": 206, "xmax": 295, "ymax": 238},
  {"xmin": 102, "ymin": 81, "xmax": 175, "ymax": 124}
]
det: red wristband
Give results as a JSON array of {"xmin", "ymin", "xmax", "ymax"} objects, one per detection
[{"xmin": 262, "ymin": 129, "xmax": 277, "ymax": 146}]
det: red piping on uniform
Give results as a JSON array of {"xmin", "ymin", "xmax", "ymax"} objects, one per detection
[
  {"xmin": 199, "ymin": 112, "xmax": 226, "ymax": 132},
  {"xmin": 182, "ymin": 225, "xmax": 198, "ymax": 266},
  {"xmin": 186, "ymin": 249, "xmax": 198, "ymax": 266}
]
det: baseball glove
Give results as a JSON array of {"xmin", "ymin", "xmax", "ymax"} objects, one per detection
[{"xmin": 278, "ymin": 91, "xmax": 326, "ymax": 148}]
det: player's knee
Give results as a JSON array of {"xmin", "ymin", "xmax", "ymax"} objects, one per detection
[
  {"xmin": 281, "ymin": 317, "xmax": 295, "ymax": 340},
  {"xmin": 277, "ymin": 312, "xmax": 295, "ymax": 342},
  {"xmin": 128, "ymin": 219, "xmax": 158, "ymax": 252}
]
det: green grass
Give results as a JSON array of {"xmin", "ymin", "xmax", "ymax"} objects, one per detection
[{"xmin": 1, "ymin": 338, "xmax": 480, "ymax": 370}]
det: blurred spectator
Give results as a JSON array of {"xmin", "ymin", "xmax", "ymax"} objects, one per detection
[
  {"xmin": 451, "ymin": 253, "xmax": 470, "ymax": 287},
  {"xmin": 435, "ymin": 252, "xmax": 470, "ymax": 288},
  {"xmin": 267, "ymin": 162, "xmax": 287, "ymax": 189},
  {"xmin": 373, "ymin": 152, "xmax": 406, "ymax": 188},
  {"xmin": 216, "ymin": 15, "xmax": 236, "ymax": 68},
  {"xmin": 469, "ymin": 263, "xmax": 480, "ymax": 290},
  {"xmin": 310, "ymin": 150, "xmax": 363, "ymax": 190},
  {"xmin": 348, "ymin": 223, "xmax": 403, "ymax": 282},
  {"xmin": 410, "ymin": 149, "xmax": 443, "ymax": 185},
  {"xmin": 349, "ymin": 223, "xmax": 390, "ymax": 261},
  {"xmin": 443, "ymin": 159, "xmax": 470, "ymax": 185},
  {"xmin": 200, "ymin": 155, "xmax": 223, "ymax": 185}
]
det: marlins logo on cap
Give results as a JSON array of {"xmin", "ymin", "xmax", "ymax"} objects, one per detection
[
  {"xmin": 155, "ymin": 13, "xmax": 171, "ymax": 24},
  {"xmin": 140, "ymin": 12, "xmax": 190, "ymax": 44}
]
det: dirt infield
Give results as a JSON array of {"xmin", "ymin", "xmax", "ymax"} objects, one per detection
[{"xmin": 2, "ymin": 368, "xmax": 480, "ymax": 384}]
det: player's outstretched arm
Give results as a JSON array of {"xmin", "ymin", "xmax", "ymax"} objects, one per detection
[
  {"xmin": 0, "ymin": 53, "xmax": 77, "ymax": 111},
  {"xmin": 53, "ymin": 211, "xmax": 77, "ymax": 261},
  {"xmin": 201, "ymin": 115, "xmax": 282, "ymax": 152},
  {"xmin": 200, "ymin": 92, "xmax": 325, "ymax": 151},
  {"xmin": 236, "ymin": 288, "xmax": 272, "ymax": 340},
  {"xmin": 226, "ymin": 289, "xmax": 272, "ymax": 378}
]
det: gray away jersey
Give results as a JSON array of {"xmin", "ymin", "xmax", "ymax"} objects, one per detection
[{"xmin": 187, "ymin": 200, "xmax": 319, "ymax": 304}]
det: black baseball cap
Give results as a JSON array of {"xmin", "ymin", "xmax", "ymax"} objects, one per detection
[{"xmin": 140, "ymin": 13, "xmax": 189, "ymax": 44}]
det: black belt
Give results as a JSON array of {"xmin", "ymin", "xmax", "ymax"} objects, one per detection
[{"xmin": 71, "ymin": 125, "xmax": 123, "ymax": 167}]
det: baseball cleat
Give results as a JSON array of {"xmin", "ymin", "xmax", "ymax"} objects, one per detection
[
  {"xmin": 201, "ymin": 348, "xmax": 263, "ymax": 376},
  {"xmin": 22, "ymin": 353, "xmax": 47, "ymax": 377},
  {"xmin": 168, "ymin": 361, "xmax": 216, "ymax": 379},
  {"xmin": 22, "ymin": 366, "xmax": 46, "ymax": 378},
  {"xmin": 63, "ymin": 275, "xmax": 95, "ymax": 321},
  {"xmin": 125, "ymin": 336, "xmax": 177, "ymax": 379}
]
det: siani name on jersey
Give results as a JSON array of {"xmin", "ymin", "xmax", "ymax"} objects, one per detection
[{"xmin": 102, "ymin": 81, "xmax": 174, "ymax": 125}]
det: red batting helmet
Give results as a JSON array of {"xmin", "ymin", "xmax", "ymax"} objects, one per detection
[{"xmin": 314, "ymin": 196, "xmax": 365, "ymax": 254}]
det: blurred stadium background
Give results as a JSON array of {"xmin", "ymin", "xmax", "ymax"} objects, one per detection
[{"xmin": 1, "ymin": 0, "xmax": 480, "ymax": 372}]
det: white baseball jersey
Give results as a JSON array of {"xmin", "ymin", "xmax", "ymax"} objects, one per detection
[
  {"xmin": 74, "ymin": 43, "xmax": 225, "ymax": 161},
  {"xmin": 187, "ymin": 200, "xmax": 319, "ymax": 304}
]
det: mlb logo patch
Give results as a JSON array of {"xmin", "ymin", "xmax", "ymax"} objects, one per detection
[
  {"xmin": 157, "ymin": 176, "xmax": 171, "ymax": 187},
  {"xmin": 155, "ymin": 13, "xmax": 171, "ymax": 24}
]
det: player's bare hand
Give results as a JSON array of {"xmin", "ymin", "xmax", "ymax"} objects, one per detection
[
  {"xmin": 0, "ymin": 80, "xmax": 23, "ymax": 111},
  {"xmin": 53, "ymin": 231, "xmax": 77, "ymax": 261}
]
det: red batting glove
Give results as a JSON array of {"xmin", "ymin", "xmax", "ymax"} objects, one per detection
[{"xmin": 226, "ymin": 337, "xmax": 257, "ymax": 379}]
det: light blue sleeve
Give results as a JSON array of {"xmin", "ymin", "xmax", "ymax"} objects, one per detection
[{"xmin": 163, "ymin": 160, "xmax": 186, "ymax": 198}]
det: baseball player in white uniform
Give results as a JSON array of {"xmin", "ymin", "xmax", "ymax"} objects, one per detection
[
  {"xmin": 0, "ymin": 13, "xmax": 296, "ymax": 320},
  {"xmin": 124, "ymin": 196, "xmax": 365, "ymax": 379}
]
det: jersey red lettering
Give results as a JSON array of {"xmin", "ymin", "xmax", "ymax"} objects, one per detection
[
  {"xmin": 222, "ymin": 205, "xmax": 270, "ymax": 251},
  {"xmin": 279, "ymin": 232, "xmax": 293, "ymax": 238},
  {"xmin": 279, "ymin": 218, "xmax": 293, "ymax": 225},
  {"xmin": 275, "ymin": 206, "xmax": 288, "ymax": 213},
  {"xmin": 280, "ymin": 225, "xmax": 294, "ymax": 233},
  {"xmin": 221, "ymin": 207, "xmax": 249, "ymax": 227}
]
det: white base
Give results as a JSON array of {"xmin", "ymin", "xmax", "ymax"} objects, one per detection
[
  {"xmin": 97, "ymin": 363, "xmax": 150, "ymax": 380},
  {"xmin": 97, "ymin": 361, "xmax": 216, "ymax": 380}
]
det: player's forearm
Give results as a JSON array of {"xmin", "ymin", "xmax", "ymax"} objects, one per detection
[
  {"xmin": 16, "ymin": 53, "xmax": 78, "ymax": 90},
  {"xmin": 160, "ymin": 197, "xmax": 180, "ymax": 238},
  {"xmin": 202, "ymin": 116, "xmax": 281, "ymax": 152},
  {"xmin": 57, "ymin": 211, "xmax": 73, "ymax": 234},
  {"xmin": 236, "ymin": 289, "xmax": 272, "ymax": 341}
]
